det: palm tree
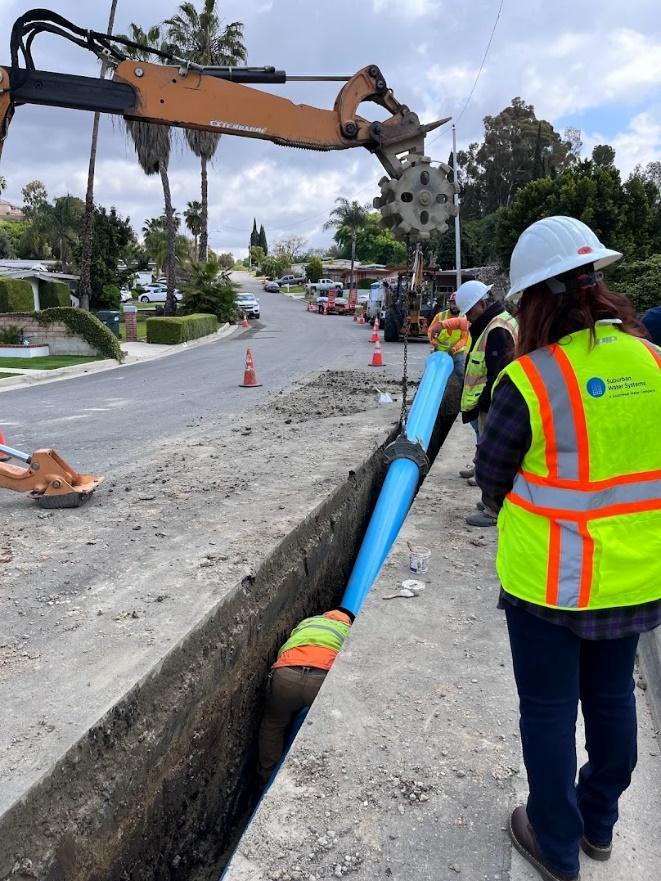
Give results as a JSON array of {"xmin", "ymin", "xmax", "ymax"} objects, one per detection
[
  {"xmin": 184, "ymin": 200, "xmax": 203, "ymax": 257},
  {"xmin": 78, "ymin": 0, "xmax": 119, "ymax": 311},
  {"xmin": 166, "ymin": 1, "xmax": 247, "ymax": 261},
  {"xmin": 323, "ymin": 198, "xmax": 370, "ymax": 292},
  {"xmin": 118, "ymin": 23, "xmax": 178, "ymax": 316}
]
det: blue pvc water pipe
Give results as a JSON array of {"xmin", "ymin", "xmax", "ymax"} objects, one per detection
[{"xmin": 341, "ymin": 350, "xmax": 453, "ymax": 617}]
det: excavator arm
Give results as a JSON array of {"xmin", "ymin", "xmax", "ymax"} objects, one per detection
[{"xmin": 0, "ymin": 9, "xmax": 457, "ymax": 236}]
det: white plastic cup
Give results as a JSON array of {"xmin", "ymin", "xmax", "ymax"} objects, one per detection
[{"xmin": 409, "ymin": 545, "xmax": 431, "ymax": 574}]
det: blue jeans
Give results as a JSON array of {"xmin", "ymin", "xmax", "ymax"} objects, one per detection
[{"xmin": 505, "ymin": 604, "xmax": 639, "ymax": 877}]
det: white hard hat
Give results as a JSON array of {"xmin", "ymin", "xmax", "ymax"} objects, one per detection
[
  {"xmin": 507, "ymin": 216, "xmax": 622, "ymax": 300},
  {"xmin": 455, "ymin": 280, "xmax": 492, "ymax": 315}
]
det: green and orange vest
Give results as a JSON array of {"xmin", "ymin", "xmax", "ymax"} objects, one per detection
[{"xmin": 496, "ymin": 322, "xmax": 661, "ymax": 610}]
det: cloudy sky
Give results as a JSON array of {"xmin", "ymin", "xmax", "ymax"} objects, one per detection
[{"xmin": 0, "ymin": 0, "xmax": 659, "ymax": 256}]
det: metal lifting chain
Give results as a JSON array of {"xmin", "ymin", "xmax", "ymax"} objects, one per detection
[{"xmin": 400, "ymin": 316, "xmax": 409, "ymax": 430}]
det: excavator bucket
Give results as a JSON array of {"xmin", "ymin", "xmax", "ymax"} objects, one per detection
[{"xmin": 0, "ymin": 444, "xmax": 104, "ymax": 508}]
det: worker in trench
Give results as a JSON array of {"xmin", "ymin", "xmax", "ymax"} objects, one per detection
[
  {"xmin": 453, "ymin": 279, "xmax": 518, "ymax": 526},
  {"xmin": 256, "ymin": 608, "xmax": 354, "ymax": 787},
  {"xmin": 475, "ymin": 216, "xmax": 661, "ymax": 881}
]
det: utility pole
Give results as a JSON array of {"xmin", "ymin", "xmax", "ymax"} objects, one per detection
[{"xmin": 452, "ymin": 124, "xmax": 462, "ymax": 291}]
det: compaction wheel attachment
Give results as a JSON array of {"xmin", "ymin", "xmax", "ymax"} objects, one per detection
[{"xmin": 374, "ymin": 155, "xmax": 458, "ymax": 242}]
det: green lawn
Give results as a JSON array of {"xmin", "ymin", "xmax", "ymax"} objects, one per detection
[
  {"xmin": 279, "ymin": 284, "xmax": 306, "ymax": 294},
  {"xmin": 119, "ymin": 319, "xmax": 147, "ymax": 341},
  {"xmin": 0, "ymin": 355, "xmax": 102, "ymax": 370},
  {"xmin": 0, "ymin": 372, "xmax": 15, "ymax": 379}
]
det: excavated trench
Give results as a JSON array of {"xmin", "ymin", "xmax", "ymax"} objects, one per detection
[{"xmin": 0, "ymin": 383, "xmax": 460, "ymax": 881}]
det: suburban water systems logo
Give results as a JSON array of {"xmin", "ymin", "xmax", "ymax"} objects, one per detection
[{"xmin": 586, "ymin": 377, "xmax": 607, "ymax": 398}]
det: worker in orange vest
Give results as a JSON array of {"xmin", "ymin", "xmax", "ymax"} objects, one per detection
[
  {"xmin": 256, "ymin": 608, "xmax": 354, "ymax": 786},
  {"xmin": 428, "ymin": 293, "xmax": 470, "ymax": 382}
]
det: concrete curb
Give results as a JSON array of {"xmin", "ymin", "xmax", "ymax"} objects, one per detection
[{"xmin": 0, "ymin": 322, "xmax": 236, "ymax": 393}]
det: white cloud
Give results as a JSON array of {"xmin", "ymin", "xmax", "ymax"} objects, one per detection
[{"xmin": 372, "ymin": 0, "xmax": 440, "ymax": 17}]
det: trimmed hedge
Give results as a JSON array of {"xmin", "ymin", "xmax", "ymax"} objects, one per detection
[
  {"xmin": 0, "ymin": 278, "xmax": 34, "ymax": 312},
  {"xmin": 36, "ymin": 308, "xmax": 123, "ymax": 361},
  {"xmin": 39, "ymin": 280, "xmax": 70, "ymax": 309},
  {"xmin": 146, "ymin": 313, "xmax": 218, "ymax": 345}
]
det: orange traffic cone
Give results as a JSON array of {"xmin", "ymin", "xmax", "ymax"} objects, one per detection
[
  {"xmin": 239, "ymin": 348, "xmax": 262, "ymax": 387},
  {"xmin": 370, "ymin": 317, "xmax": 380, "ymax": 342},
  {"xmin": 358, "ymin": 314, "xmax": 365, "ymax": 325},
  {"xmin": 370, "ymin": 339, "xmax": 384, "ymax": 367},
  {"xmin": 0, "ymin": 430, "xmax": 9, "ymax": 461},
  {"xmin": 241, "ymin": 313, "xmax": 250, "ymax": 328}
]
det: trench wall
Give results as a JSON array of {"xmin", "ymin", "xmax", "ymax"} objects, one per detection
[{"xmin": 0, "ymin": 382, "xmax": 460, "ymax": 881}]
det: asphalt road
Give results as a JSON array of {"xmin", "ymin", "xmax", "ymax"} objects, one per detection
[{"xmin": 1, "ymin": 276, "xmax": 429, "ymax": 472}]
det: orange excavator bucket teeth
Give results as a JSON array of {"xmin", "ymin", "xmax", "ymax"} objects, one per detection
[{"xmin": 0, "ymin": 447, "xmax": 104, "ymax": 508}]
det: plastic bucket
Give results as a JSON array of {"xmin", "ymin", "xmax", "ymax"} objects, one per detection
[{"xmin": 408, "ymin": 545, "xmax": 431, "ymax": 574}]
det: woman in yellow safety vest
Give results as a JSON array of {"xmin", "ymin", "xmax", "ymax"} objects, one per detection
[{"xmin": 475, "ymin": 216, "xmax": 661, "ymax": 881}]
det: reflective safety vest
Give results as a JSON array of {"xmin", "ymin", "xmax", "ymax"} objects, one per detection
[
  {"xmin": 496, "ymin": 323, "xmax": 661, "ymax": 610},
  {"xmin": 428, "ymin": 310, "xmax": 469, "ymax": 354},
  {"xmin": 461, "ymin": 311, "xmax": 518, "ymax": 412},
  {"xmin": 276, "ymin": 615, "xmax": 350, "ymax": 659}
]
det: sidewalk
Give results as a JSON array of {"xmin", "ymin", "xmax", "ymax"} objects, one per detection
[
  {"xmin": 225, "ymin": 422, "xmax": 661, "ymax": 881},
  {"xmin": 0, "ymin": 322, "xmax": 235, "ymax": 392}
]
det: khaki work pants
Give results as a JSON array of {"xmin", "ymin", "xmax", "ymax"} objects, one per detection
[{"xmin": 256, "ymin": 665, "xmax": 327, "ymax": 785}]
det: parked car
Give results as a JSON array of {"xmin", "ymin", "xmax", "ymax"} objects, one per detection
[
  {"xmin": 357, "ymin": 292, "xmax": 370, "ymax": 306},
  {"xmin": 120, "ymin": 288, "xmax": 133, "ymax": 302},
  {"xmin": 263, "ymin": 281, "xmax": 280, "ymax": 293},
  {"xmin": 275, "ymin": 274, "xmax": 306, "ymax": 286},
  {"xmin": 138, "ymin": 284, "xmax": 182, "ymax": 303},
  {"xmin": 236, "ymin": 293, "xmax": 260, "ymax": 318},
  {"xmin": 306, "ymin": 278, "xmax": 342, "ymax": 294}
]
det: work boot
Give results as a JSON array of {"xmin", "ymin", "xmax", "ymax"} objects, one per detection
[
  {"xmin": 509, "ymin": 807, "xmax": 580, "ymax": 881},
  {"xmin": 466, "ymin": 477, "xmax": 478, "ymax": 487},
  {"xmin": 465, "ymin": 510, "xmax": 497, "ymax": 527},
  {"xmin": 459, "ymin": 465, "xmax": 475, "ymax": 478},
  {"xmin": 580, "ymin": 836, "xmax": 612, "ymax": 861}
]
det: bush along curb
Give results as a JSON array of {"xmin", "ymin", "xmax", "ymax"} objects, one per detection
[
  {"xmin": 146, "ymin": 313, "xmax": 218, "ymax": 345},
  {"xmin": 37, "ymin": 308, "xmax": 124, "ymax": 361}
]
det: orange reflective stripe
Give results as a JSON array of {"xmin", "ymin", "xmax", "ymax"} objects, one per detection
[
  {"xmin": 577, "ymin": 521, "xmax": 594, "ymax": 608},
  {"xmin": 640, "ymin": 338, "xmax": 661, "ymax": 369},
  {"xmin": 509, "ymin": 492, "xmax": 661, "ymax": 522},
  {"xmin": 549, "ymin": 345, "xmax": 590, "ymax": 482},
  {"xmin": 519, "ymin": 355, "xmax": 558, "ymax": 478},
  {"xmin": 546, "ymin": 521, "xmax": 561, "ymax": 606},
  {"xmin": 520, "ymin": 468, "xmax": 661, "ymax": 491}
]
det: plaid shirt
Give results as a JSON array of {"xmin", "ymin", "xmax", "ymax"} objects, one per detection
[{"xmin": 476, "ymin": 376, "xmax": 661, "ymax": 640}]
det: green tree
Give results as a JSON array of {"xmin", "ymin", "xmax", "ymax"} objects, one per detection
[
  {"xmin": 0, "ymin": 230, "xmax": 13, "ymax": 258},
  {"xmin": 249, "ymin": 244, "xmax": 265, "ymax": 267},
  {"xmin": 305, "ymin": 256, "xmax": 323, "ymax": 282},
  {"xmin": 608, "ymin": 255, "xmax": 661, "ymax": 314},
  {"xmin": 0, "ymin": 220, "xmax": 29, "ymax": 257},
  {"xmin": 258, "ymin": 223, "xmax": 268, "ymax": 255},
  {"xmin": 44, "ymin": 195, "xmax": 85, "ymax": 270},
  {"xmin": 353, "ymin": 213, "xmax": 407, "ymax": 265},
  {"xmin": 592, "ymin": 144, "xmax": 616, "ymax": 168},
  {"xmin": 21, "ymin": 180, "xmax": 48, "ymax": 220},
  {"xmin": 166, "ymin": 0, "xmax": 247, "ymax": 261},
  {"xmin": 184, "ymin": 200, "xmax": 203, "ymax": 257},
  {"xmin": 74, "ymin": 205, "xmax": 135, "ymax": 309},
  {"xmin": 118, "ymin": 23, "xmax": 178, "ymax": 315},
  {"xmin": 180, "ymin": 257, "xmax": 238, "ymax": 322},
  {"xmin": 324, "ymin": 198, "xmax": 369, "ymax": 290},
  {"xmin": 494, "ymin": 158, "xmax": 661, "ymax": 269},
  {"xmin": 79, "ymin": 0, "xmax": 119, "ymax": 311},
  {"xmin": 250, "ymin": 218, "xmax": 259, "ymax": 249},
  {"xmin": 217, "ymin": 251, "xmax": 234, "ymax": 268},
  {"xmin": 458, "ymin": 98, "xmax": 576, "ymax": 216}
]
